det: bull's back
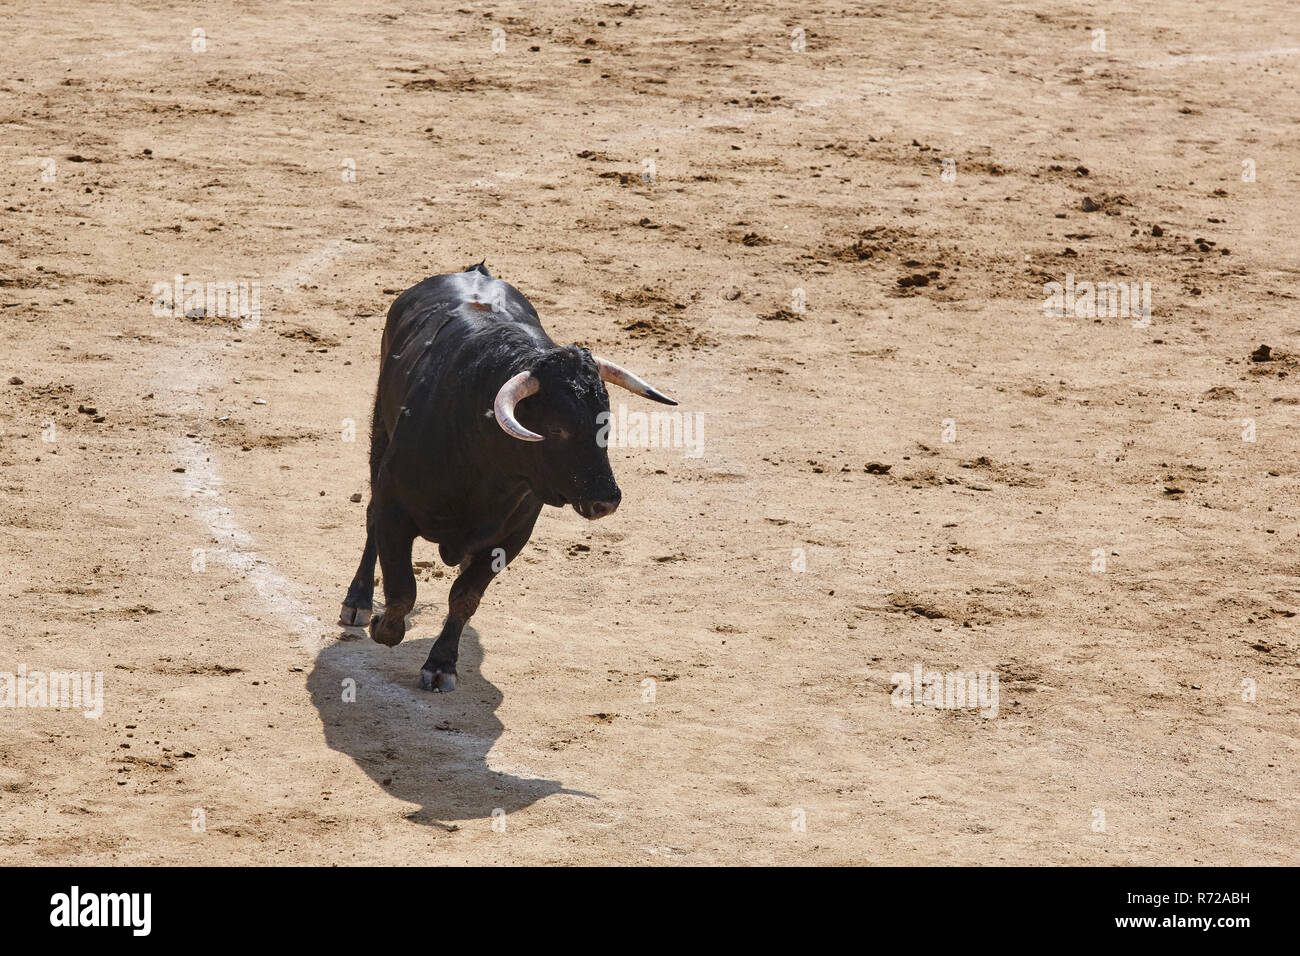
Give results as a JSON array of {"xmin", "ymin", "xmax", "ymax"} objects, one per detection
[{"xmin": 375, "ymin": 268, "xmax": 552, "ymax": 443}]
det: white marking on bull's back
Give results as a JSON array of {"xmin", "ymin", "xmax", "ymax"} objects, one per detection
[{"xmin": 447, "ymin": 269, "xmax": 512, "ymax": 315}]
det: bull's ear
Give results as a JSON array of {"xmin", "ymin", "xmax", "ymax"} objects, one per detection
[
  {"xmin": 493, "ymin": 370, "xmax": 545, "ymax": 441},
  {"xmin": 593, "ymin": 356, "xmax": 677, "ymax": 405}
]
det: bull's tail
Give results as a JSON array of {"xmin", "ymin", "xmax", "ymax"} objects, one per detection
[{"xmin": 368, "ymin": 391, "xmax": 389, "ymax": 485}]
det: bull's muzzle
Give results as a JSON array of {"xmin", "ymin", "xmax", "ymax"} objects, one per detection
[{"xmin": 575, "ymin": 495, "xmax": 621, "ymax": 520}]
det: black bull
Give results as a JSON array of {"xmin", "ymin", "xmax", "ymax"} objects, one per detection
[{"xmin": 339, "ymin": 263, "xmax": 676, "ymax": 692}]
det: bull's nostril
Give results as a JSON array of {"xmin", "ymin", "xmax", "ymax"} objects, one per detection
[{"xmin": 591, "ymin": 499, "xmax": 619, "ymax": 519}]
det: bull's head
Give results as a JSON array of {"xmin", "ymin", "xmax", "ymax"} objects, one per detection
[{"xmin": 492, "ymin": 346, "xmax": 676, "ymax": 520}]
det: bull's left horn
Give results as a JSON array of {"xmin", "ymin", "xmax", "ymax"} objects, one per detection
[
  {"xmin": 493, "ymin": 370, "xmax": 544, "ymax": 441},
  {"xmin": 593, "ymin": 356, "xmax": 677, "ymax": 406}
]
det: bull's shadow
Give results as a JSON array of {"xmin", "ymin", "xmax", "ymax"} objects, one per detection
[{"xmin": 309, "ymin": 624, "xmax": 580, "ymax": 827}]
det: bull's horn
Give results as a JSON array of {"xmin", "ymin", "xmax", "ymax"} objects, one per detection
[
  {"xmin": 493, "ymin": 370, "xmax": 544, "ymax": 441},
  {"xmin": 593, "ymin": 356, "xmax": 678, "ymax": 406}
]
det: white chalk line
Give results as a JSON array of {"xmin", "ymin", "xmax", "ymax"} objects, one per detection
[
  {"xmin": 173, "ymin": 436, "xmax": 329, "ymax": 655},
  {"xmin": 268, "ymin": 239, "xmax": 371, "ymax": 293},
  {"xmin": 152, "ymin": 341, "xmax": 545, "ymax": 778},
  {"xmin": 152, "ymin": 341, "xmax": 416, "ymax": 703}
]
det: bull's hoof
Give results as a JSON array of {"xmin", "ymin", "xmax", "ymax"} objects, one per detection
[
  {"xmin": 339, "ymin": 604, "xmax": 372, "ymax": 627},
  {"xmin": 419, "ymin": 669, "xmax": 456, "ymax": 693},
  {"xmin": 369, "ymin": 612, "xmax": 405, "ymax": 647}
]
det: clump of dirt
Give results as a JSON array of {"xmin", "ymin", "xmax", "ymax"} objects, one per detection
[
  {"xmin": 823, "ymin": 225, "xmax": 916, "ymax": 263},
  {"xmin": 621, "ymin": 316, "xmax": 714, "ymax": 350},
  {"xmin": 278, "ymin": 327, "xmax": 340, "ymax": 347},
  {"xmin": 898, "ymin": 468, "xmax": 956, "ymax": 487},
  {"xmin": 1079, "ymin": 193, "xmax": 1132, "ymax": 214},
  {"xmin": 757, "ymin": 307, "xmax": 803, "ymax": 322},
  {"xmin": 598, "ymin": 171, "xmax": 642, "ymax": 186},
  {"xmin": 818, "ymin": 226, "xmax": 961, "ymax": 297},
  {"xmin": 602, "ymin": 285, "xmax": 711, "ymax": 348},
  {"xmin": 601, "ymin": 286, "xmax": 683, "ymax": 311},
  {"xmin": 886, "ymin": 592, "xmax": 966, "ymax": 623},
  {"xmin": 897, "ymin": 271, "xmax": 940, "ymax": 289},
  {"xmin": 1246, "ymin": 343, "xmax": 1296, "ymax": 377},
  {"xmin": 184, "ymin": 310, "xmax": 246, "ymax": 329},
  {"xmin": 958, "ymin": 456, "xmax": 1042, "ymax": 488}
]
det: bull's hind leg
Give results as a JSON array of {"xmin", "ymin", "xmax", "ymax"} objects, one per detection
[
  {"xmin": 420, "ymin": 512, "xmax": 539, "ymax": 693},
  {"xmin": 368, "ymin": 507, "xmax": 418, "ymax": 647},
  {"xmin": 339, "ymin": 501, "xmax": 378, "ymax": 627},
  {"xmin": 340, "ymin": 401, "xmax": 389, "ymax": 627}
]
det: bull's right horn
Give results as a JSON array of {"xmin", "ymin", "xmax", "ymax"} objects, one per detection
[{"xmin": 493, "ymin": 370, "xmax": 544, "ymax": 441}]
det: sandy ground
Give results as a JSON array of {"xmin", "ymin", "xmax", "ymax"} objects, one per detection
[{"xmin": 1, "ymin": 0, "xmax": 1297, "ymax": 865}]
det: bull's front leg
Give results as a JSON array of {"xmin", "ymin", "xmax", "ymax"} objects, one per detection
[
  {"xmin": 420, "ymin": 512, "xmax": 538, "ymax": 692},
  {"xmin": 368, "ymin": 507, "xmax": 418, "ymax": 647}
]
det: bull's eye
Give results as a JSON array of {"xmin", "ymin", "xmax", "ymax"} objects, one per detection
[{"xmin": 548, "ymin": 426, "xmax": 570, "ymax": 440}]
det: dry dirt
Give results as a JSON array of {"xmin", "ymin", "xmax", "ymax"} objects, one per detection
[{"xmin": 1, "ymin": 1, "xmax": 1297, "ymax": 865}]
